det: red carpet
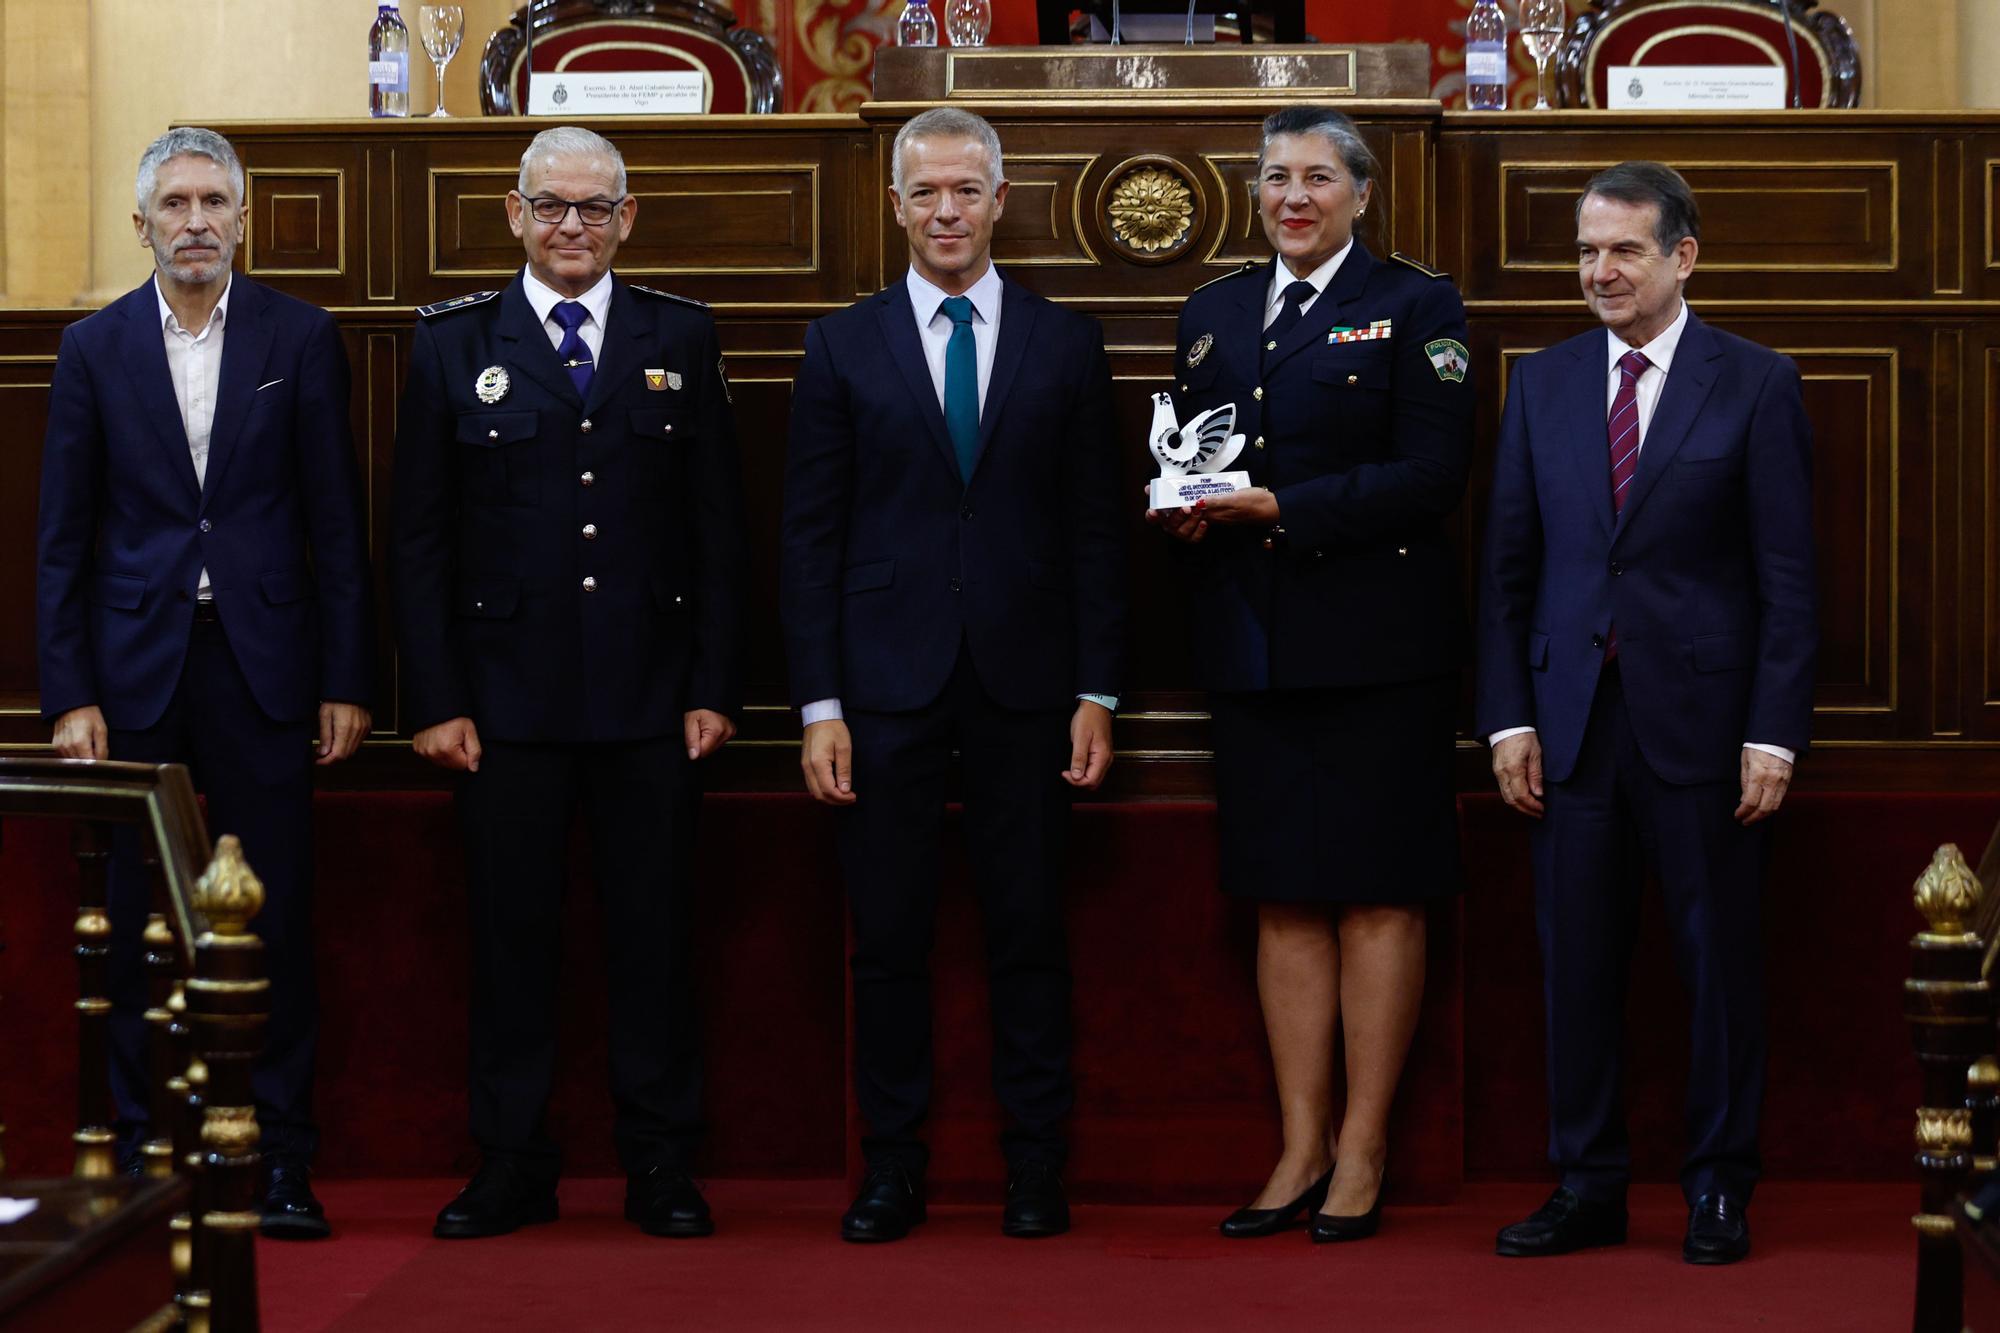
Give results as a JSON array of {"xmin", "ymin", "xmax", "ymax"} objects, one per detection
[{"xmin": 258, "ymin": 1180, "xmax": 1911, "ymax": 1331}]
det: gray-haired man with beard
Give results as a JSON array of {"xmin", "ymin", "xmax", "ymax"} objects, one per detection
[{"xmin": 38, "ymin": 127, "xmax": 374, "ymax": 1238}]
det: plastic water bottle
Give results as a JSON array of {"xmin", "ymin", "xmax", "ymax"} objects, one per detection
[
  {"xmin": 898, "ymin": 0, "xmax": 939, "ymax": 47},
  {"xmin": 369, "ymin": 1, "xmax": 411, "ymax": 117},
  {"xmin": 1465, "ymin": 0, "xmax": 1508, "ymax": 111}
]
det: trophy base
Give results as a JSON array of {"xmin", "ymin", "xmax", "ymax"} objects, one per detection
[{"xmin": 1150, "ymin": 471, "xmax": 1252, "ymax": 510}]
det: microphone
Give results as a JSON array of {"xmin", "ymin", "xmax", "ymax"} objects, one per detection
[
  {"xmin": 1185, "ymin": 0, "xmax": 1197, "ymax": 45},
  {"xmin": 1772, "ymin": 0, "xmax": 1803, "ymax": 108},
  {"xmin": 1111, "ymin": 0, "xmax": 1122, "ymax": 45}
]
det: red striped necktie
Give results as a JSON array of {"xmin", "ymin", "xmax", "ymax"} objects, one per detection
[
  {"xmin": 1604, "ymin": 348, "xmax": 1650, "ymax": 661},
  {"xmin": 1608, "ymin": 348, "xmax": 1651, "ymax": 515}
]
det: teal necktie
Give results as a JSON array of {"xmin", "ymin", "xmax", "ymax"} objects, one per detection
[{"xmin": 940, "ymin": 295, "xmax": 979, "ymax": 483}]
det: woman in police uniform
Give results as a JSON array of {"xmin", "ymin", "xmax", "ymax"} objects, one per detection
[{"xmin": 1147, "ymin": 105, "xmax": 1473, "ymax": 1243}]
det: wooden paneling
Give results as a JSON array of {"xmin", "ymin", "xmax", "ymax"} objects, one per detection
[{"xmin": 8, "ymin": 110, "xmax": 2000, "ymax": 791}]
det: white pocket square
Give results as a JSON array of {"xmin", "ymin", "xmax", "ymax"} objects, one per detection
[{"xmin": 256, "ymin": 378, "xmax": 285, "ymax": 392}]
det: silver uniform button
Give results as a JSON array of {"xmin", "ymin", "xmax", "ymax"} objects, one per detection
[
  {"xmin": 488, "ymin": 429, "xmax": 499, "ymax": 440},
  {"xmin": 581, "ymin": 576, "xmax": 597, "ymax": 592},
  {"xmin": 1254, "ymin": 386, "xmax": 1264, "ymax": 401},
  {"xmin": 662, "ymin": 423, "xmax": 674, "ymax": 435},
  {"xmin": 580, "ymin": 419, "xmax": 593, "ymax": 434},
  {"xmin": 582, "ymin": 524, "xmax": 597, "ymax": 540},
  {"xmin": 581, "ymin": 471, "xmax": 595, "ymax": 486},
  {"xmin": 1254, "ymin": 436, "xmax": 1265, "ymax": 450}
]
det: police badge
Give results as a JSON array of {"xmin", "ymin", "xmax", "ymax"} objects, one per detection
[
  {"xmin": 474, "ymin": 365, "xmax": 510, "ymax": 404},
  {"xmin": 1186, "ymin": 333, "xmax": 1214, "ymax": 368}
]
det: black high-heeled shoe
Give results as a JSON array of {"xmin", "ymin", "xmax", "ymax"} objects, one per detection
[
  {"xmin": 1309, "ymin": 1172, "xmax": 1384, "ymax": 1243},
  {"xmin": 1219, "ymin": 1167, "xmax": 1334, "ymax": 1239}
]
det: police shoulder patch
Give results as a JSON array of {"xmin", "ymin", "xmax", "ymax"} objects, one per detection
[
  {"xmin": 416, "ymin": 290, "xmax": 499, "ymax": 318},
  {"xmin": 1389, "ymin": 252, "xmax": 1449, "ymax": 281},
  {"xmin": 1190, "ymin": 260, "xmax": 1261, "ymax": 296},
  {"xmin": 630, "ymin": 284, "xmax": 710, "ymax": 309}
]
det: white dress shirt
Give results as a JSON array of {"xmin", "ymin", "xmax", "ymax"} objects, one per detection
[
  {"xmin": 1488, "ymin": 301, "xmax": 1792, "ymax": 765},
  {"xmin": 801, "ymin": 262, "xmax": 1114, "ymax": 727},
  {"xmin": 157, "ymin": 274, "xmax": 231, "ymax": 597},
  {"xmin": 1262, "ymin": 238, "xmax": 1354, "ymax": 329},
  {"xmin": 521, "ymin": 266, "xmax": 613, "ymax": 364}
]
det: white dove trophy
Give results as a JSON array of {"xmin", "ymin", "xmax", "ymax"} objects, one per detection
[{"xmin": 1147, "ymin": 393, "xmax": 1252, "ymax": 510}]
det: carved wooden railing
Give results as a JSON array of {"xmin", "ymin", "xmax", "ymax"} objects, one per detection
[
  {"xmin": 0, "ymin": 757, "xmax": 264, "ymax": 1333},
  {"xmin": 1906, "ymin": 827, "xmax": 2000, "ymax": 1333}
]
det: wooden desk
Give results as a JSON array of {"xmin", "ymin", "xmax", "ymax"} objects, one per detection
[{"xmin": 0, "ymin": 1176, "xmax": 186, "ymax": 1333}]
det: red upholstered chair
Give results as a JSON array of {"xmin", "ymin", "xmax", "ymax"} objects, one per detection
[
  {"xmin": 479, "ymin": 0, "xmax": 781, "ymax": 116},
  {"xmin": 1555, "ymin": 0, "xmax": 1861, "ymax": 109}
]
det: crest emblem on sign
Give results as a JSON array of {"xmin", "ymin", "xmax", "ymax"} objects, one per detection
[
  {"xmin": 474, "ymin": 365, "xmax": 510, "ymax": 404},
  {"xmin": 1628, "ymin": 77, "xmax": 1644, "ymax": 99},
  {"xmin": 1186, "ymin": 333, "xmax": 1214, "ymax": 368},
  {"xmin": 552, "ymin": 83, "xmax": 569, "ymax": 106}
]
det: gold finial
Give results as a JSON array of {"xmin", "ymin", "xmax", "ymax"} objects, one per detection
[
  {"xmin": 192, "ymin": 835, "xmax": 265, "ymax": 937},
  {"xmin": 1915, "ymin": 843, "xmax": 1982, "ymax": 940},
  {"xmin": 1917, "ymin": 1106, "xmax": 1974, "ymax": 1154}
]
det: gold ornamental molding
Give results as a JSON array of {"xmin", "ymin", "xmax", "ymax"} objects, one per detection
[
  {"xmin": 200, "ymin": 1103, "xmax": 260, "ymax": 1157},
  {"xmin": 1913, "ymin": 1211, "xmax": 1957, "ymax": 1238},
  {"xmin": 193, "ymin": 834, "xmax": 265, "ymax": 939},
  {"xmin": 1099, "ymin": 157, "xmax": 1203, "ymax": 265},
  {"xmin": 1916, "ymin": 1106, "xmax": 1974, "ymax": 1155},
  {"xmin": 1914, "ymin": 843, "xmax": 1982, "ymax": 942}
]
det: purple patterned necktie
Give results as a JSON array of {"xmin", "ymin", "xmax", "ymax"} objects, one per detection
[
  {"xmin": 1607, "ymin": 348, "xmax": 1651, "ymax": 515},
  {"xmin": 552, "ymin": 300, "xmax": 594, "ymax": 397},
  {"xmin": 1604, "ymin": 347, "xmax": 1650, "ymax": 660}
]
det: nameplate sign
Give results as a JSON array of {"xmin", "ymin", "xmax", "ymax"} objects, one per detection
[
  {"xmin": 527, "ymin": 71, "xmax": 708, "ymax": 116},
  {"xmin": 1607, "ymin": 65, "xmax": 1786, "ymax": 110}
]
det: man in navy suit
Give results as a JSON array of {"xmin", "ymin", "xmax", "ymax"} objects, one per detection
[
  {"xmin": 1477, "ymin": 162, "xmax": 1817, "ymax": 1265},
  {"xmin": 37, "ymin": 127, "xmax": 374, "ymax": 1237},
  {"xmin": 393, "ymin": 126, "xmax": 746, "ymax": 1242},
  {"xmin": 781, "ymin": 107, "xmax": 1126, "ymax": 1242}
]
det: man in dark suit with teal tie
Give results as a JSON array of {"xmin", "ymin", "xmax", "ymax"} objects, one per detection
[{"xmin": 781, "ymin": 107, "xmax": 1127, "ymax": 1243}]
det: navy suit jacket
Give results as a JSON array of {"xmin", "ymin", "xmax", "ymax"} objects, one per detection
[
  {"xmin": 1475, "ymin": 310, "xmax": 1818, "ymax": 785},
  {"xmin": 390, "ymin": 272, "xmax": 747, "ymax": 743},
  {"xmin": 37, "ymin": 276, "xmax": 373, "ymax": 730},
  {"xmin": 1170, "ymin": 246, "xmax": 1474, "ymax": 692},
  {"xmin": 781, "ymin": 270, "xmax": 1126, "ymax": 714}
]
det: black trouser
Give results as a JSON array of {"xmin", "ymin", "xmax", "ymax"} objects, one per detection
[
  {"xmin": 107, "ymin": 613, "xmax": 320, "ymax": 1163},
  {"xmin": 838, "ymin": 649, "xmax": 1076, "ymax": 1175},
  {"xmin": 1532, "ymin": 662, "xmax": 1770, "ymax": 1207},
  {"xmin": 457, "ymin": 734, "xmax": 702, "ymax": 1181}
]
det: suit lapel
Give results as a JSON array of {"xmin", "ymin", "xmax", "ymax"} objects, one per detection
[
  {"xmin": 1265, "ymin": 243, "xmax": 1374, "ymax": 374},
  {"xmin": 201, "ymin": 278, "xmax": 273, "ymax": 503},
  {"xmin": 876, "ymin": 280, "xmax": 961, "ymax": 482},
  {"xmin": 116, "ymin": 282, "xmax": 201, "ymax": 502},
  {"xmin": 496, "ymin": 274, "xmax": 583, "ymax": 408},
  {"xmin": 582, "ymin": 276, "xmax": 649, "ymax": 417},
  {"xmin": 969, "ymin": 273, "xmax": 1033, "ymax": 479},
  {"xmin": 1565, "ymin": 332, "xmax": 1615, "ymax": 541},
  {"xmin": 1615, "ymin": 312, "xmax": 1720, "ymax": 535}
]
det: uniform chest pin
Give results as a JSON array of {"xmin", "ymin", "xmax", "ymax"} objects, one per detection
[{"xmin": 474, "ymin": 365, "xmax": 510, "ymax": 404}]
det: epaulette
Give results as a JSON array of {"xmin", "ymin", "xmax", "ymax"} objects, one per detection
[
  {"xmin": 630, "ymin": 284, "xmax": 709, "ymax": 310},
  {"xmin": 416, "ymin": 290, "xmax": 498, "ymax": 318},
  {"xmin": 1389, "ymin": 252, "xmax": 1450, "ymax": 280},
  {"xmin": 1189, "ymin": 261, "xmax": 1260, "ymax": 296}
]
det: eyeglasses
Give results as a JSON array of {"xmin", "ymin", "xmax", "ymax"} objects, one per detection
[{"xmin": 524, "ymin": 195, "xmax": 624, "ymax": 227}]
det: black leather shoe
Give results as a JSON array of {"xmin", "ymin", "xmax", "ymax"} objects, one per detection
[
  {"xmin": 841, "ymin": 1165, "xmax": 925, "ymax": 1243},
  {"xmin": 1683, "ymin": 1194, "xmax": 1750, "ymax": 1265},
  {"xmin": 1308, "ymin": 1171, "xmax": 1383, "ymax": 1244},
  {"xmin": 1002, "ymin": 1161, "xmax": 1070, "ymax": 1239},
  {"xmin": 625, "ymin": 1165, "xmax": 714, "ymax": 1238},
  {"xmin": 433, "ymin": 1160, "xmax": 559, "ymax": 1240},
  {"xmin": 1495, "ymin": 1187, "xmax": 1627, "ymax": 1257},
  {"xmin": 1220, "ymin": 1168, "xmax": 1333, "ymax": 1239},
  {"xmin": 260, "ymin": 1159, "xmax": 331, "ymax": 1240}
]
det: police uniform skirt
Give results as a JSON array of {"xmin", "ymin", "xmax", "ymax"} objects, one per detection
[{"xmin": 1209, "ymin": 674, "xmax": 1463, "ymax": 904}]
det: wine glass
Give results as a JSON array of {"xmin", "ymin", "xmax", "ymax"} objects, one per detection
[
  {"xmin": 1520, "ymin": 0, "xmax": 1567, "ymax": 110},
  {"xmin": 946, "ymin": 0, "xmax": 992, "ymax": 47},
  {"xmin": 419, "ymin": 5, "xmax": 465, "ymax": 118}
]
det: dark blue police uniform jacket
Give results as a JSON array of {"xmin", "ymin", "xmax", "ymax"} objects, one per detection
[
  {"xmin": 391, "ymin": 272, "xmax": 746, "ymax": 742},
  {"xmin": 1170, "ymin": 244, "xmax": 1475, "ymax": 693}
]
